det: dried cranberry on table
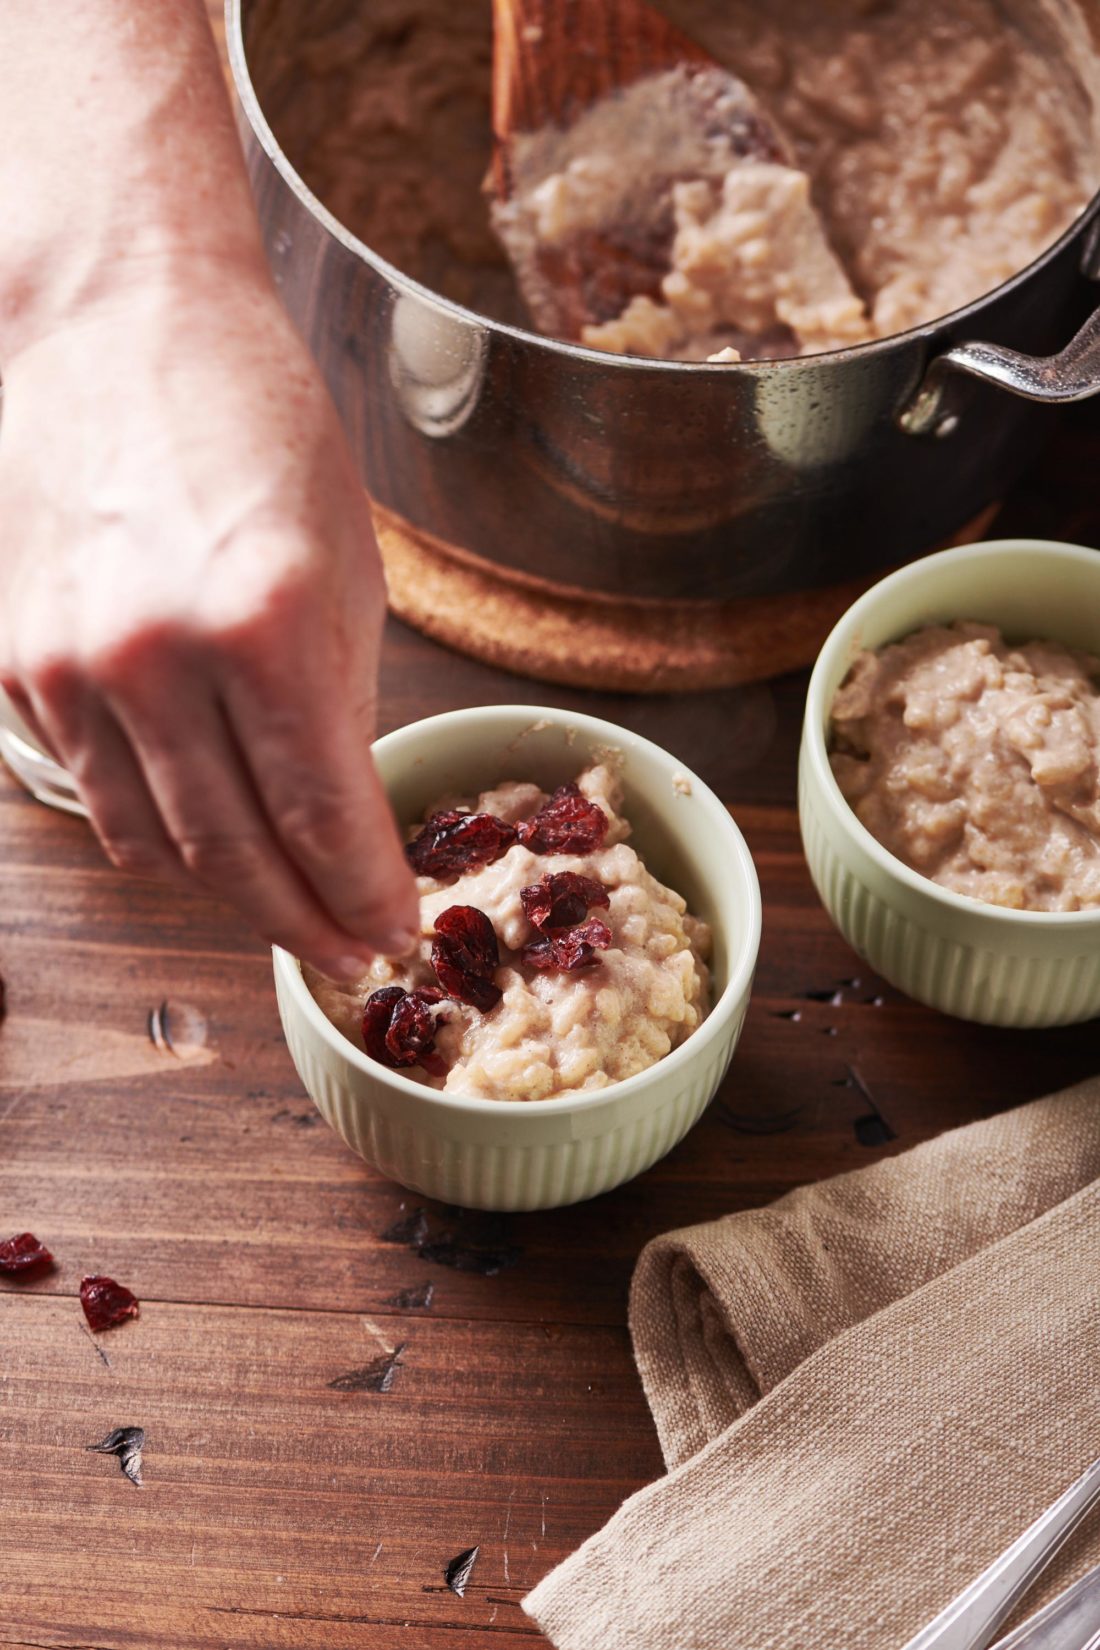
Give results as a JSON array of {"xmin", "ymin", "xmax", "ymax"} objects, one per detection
[
  {"xmin": 80, "ymin": 1275, "xmax": 140, "ymax": 1331},
  {"xmin": 520, "ymin": 871, "xmax": 610, "ymax": 933},
  {"xmin": 362, "ymin": 985, "xmax": 451, "ymax": 1078},
  {"xmin": 0, "ymin": 1232, "xmax": 53, "ymax": 1276},
  {"xmin": 522, "ymin": 918, "xmax": 613, "ymax": 973},
  {"xmin": 406, "ymin": 811, "xmax": 517, "ymax": 879},
  {"xmin": 431, "ymin": 906, "xmax": 502, "ymax": 1012}
]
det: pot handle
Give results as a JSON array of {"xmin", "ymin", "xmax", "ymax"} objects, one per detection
[{"xmin": 898, "ymin": 303, "xmax": 1100, "ymax": 437}]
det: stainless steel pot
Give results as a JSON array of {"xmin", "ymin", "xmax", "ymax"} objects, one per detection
[{"xmin": 227, "ymin": 0, "xmax": 1100, "ymax": 604}]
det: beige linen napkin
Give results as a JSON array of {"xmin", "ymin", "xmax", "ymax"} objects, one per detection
[{"xmin": 525, "ymin": 1077, "xmax": 1100, "ymax": 1650}]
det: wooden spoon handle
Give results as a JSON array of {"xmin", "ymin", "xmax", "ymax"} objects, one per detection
[{"xmin": 492, "ymin": 0, "xmax": 715, "ymax": 149}]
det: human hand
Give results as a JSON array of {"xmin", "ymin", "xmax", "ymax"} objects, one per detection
[{"xmin": 0, "ymin": 258, "xmax": 419, "ymax": 975}]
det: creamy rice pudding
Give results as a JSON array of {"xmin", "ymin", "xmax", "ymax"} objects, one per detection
[
  {"xmin": 830, "ymin": 622, "xmax": 1100, "ymax": 911},
  {"xmin": 491, "ymin": 63, "xmax": 875, "ymax": 360},
  {"xmin": 253, "ymin": 0, "xmax": 1097, "ymax": 360},
  {"xmin": 305, "ymin": 764, "xmax": 711, "ymax": 1099}
]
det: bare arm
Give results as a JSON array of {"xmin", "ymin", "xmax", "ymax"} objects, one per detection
[{"xmin": 0, "ymin": 1, "xmax": 419, "ymax": 975}]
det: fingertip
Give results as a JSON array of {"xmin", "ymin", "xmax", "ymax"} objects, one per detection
[
  {"xmin": 351, "ymin": 883, "xmax": 421, "ymax": 960},
  {"xmin": 381, "ymin": 867, "xmax": 422, "ymax": 957},
  {"xmin": 368, "ymin": 837, "xmax": 421, "ymax": 959},
  {"xmin": 375, "ymin": 919, "xmax": 421, "ymax": 960}
]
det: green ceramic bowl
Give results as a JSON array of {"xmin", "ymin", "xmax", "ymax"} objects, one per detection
[
  {"xmin": 275, "ymin": 705, "xmax": 761, "ymax": 1209},
  {"xmin": 799, "ymin": 538, "xmax": 1100, "ymax": 1027}
]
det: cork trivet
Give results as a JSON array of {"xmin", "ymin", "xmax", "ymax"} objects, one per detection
[{"xmin": 372, "ymin": 502, "xmax": 1001, "ymax": 694}]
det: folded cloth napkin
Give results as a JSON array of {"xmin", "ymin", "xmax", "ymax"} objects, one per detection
[{"xmin": 525, "ymin": 1076, "xmax": 1100, "ymax": 1650}]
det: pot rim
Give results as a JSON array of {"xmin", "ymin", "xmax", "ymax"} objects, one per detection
[{"xmin": 227, "ymin": 0, "xmax": 1100, "ymax": 375}]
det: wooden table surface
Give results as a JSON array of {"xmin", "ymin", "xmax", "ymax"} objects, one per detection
[
  {"xmin": 4, "ymin": 423, "xmax": 1100, "ymax": 1649},
  {"xmin": 2, "ymin": 12, "xmax": 1099, "ymax": 1646}
]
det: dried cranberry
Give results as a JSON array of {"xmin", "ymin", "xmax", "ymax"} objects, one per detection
[
  {"xmin": 387, "ymin": 988, "xmax": 450, "ymax": 1078},
  {"xmin": 516, "ymin": 783, "xmax": 608, "ymax": 855},
  {"xmin": 362, "ymin": 986, "xmax": 409, "ymax": 1064},
  {"xmin": 406, "ymin": 811, "xmax": 517, "ymax": 879},
  {"xmin": 363, "ymin": 986, "xmax": 450, "ymax": 1077},
  {"xmin": 522, "ymin": 917, "xmax": 613, "ymax": 972},
  {"xmin": 0, "ymin": 1232, "xmax": 53, "ymax": 1276},
  {"xmin": 521, "ymin": 871, "xmax": 610, "ymax": 933},
  {"xmin": 431, "ymin": 906, "xmax": 502, "ymax": 1012},
  {"xmin": 80, "ymin": 1275, "xmax": 139, "ymax": 1332}
]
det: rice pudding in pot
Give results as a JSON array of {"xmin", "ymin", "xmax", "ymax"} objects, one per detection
[
  {"xmin": 253, "ymin": 0, "xmax": 1097, "ymax": 359},
  {"xmin": 830, "ymin": 622, "xmax": 1100, "ymax": 912},
  {"xmin": 304, "ymin": 764, "xmax": 712, "ymax": 1099}
]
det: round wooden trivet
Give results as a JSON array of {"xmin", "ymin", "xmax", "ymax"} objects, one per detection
[{"xmin": 372, "ymin": 502, "xmax": 1000, "ymax": 694}]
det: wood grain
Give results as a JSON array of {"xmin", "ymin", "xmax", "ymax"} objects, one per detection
[
  {"xmin": 0, "ymin": 5, "xmax": 1096, "ymax": 1647},
  {"xmin": 3, "ymin": 584, "xmax": 1097, "ymax": 1649},
  {"xmin": 491, "ymin": 0, "xmax": 714, "ymax": 156}
]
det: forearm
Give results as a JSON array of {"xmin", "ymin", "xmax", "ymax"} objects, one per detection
[{"xmin": 0, "ymin": 0, "xmax": 266, "ymax": 363}]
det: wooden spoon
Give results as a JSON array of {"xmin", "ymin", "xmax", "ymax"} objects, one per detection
[
  {"xmin": 490, "ymin": 0, "xmax": 718, "ymax": 177},
  {"xmin": 488, "ymin": 0, "xmax": 791, "ymax": 340}
]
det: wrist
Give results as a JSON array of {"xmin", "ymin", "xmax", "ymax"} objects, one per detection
[{"xmin": 1, "ymin": 237, "xmax": 274, "ymax": 372}]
